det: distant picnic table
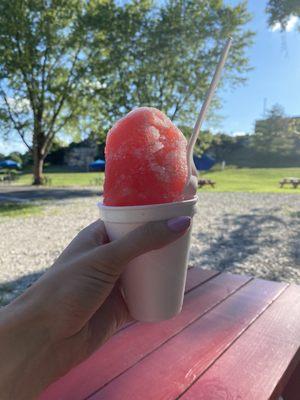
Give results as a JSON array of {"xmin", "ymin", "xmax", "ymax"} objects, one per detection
[
  {"xmin": 39, "ymin": 268, "xmax": 300, "ymax": 400},
  {"xmin": 0, "ymin": 172, "xmax": 18, "ymax": 184},
  {"xmin": 198, "ymin": 178, "xmax": 215, "ymax": 188},
  {"xmin": 280, "ymin": 177, "xmax": 300, "ymax": 189}
]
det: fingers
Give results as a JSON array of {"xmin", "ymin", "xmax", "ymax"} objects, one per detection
[
  {"xmin": 77, "ymin": 219, "xmax": 109, "ymax": 245},
  {"xmin": 87, "ymin": 216, "xmax": 191, "ymax": 277},
  {"xmin": 53, "ymin": 220, "xmax": 108, "ymax": 267}
]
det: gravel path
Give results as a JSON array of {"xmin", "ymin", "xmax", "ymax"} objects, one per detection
[{"xmin": 0, "ymin": 192, "xmax": 299, "ymax": 305}]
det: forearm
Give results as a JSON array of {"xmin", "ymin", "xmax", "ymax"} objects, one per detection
[{"xmin": 0, "ymin": 300, "xmax": 55, "ymax": 400}]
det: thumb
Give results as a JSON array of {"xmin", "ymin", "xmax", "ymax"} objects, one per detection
[{"xmin": 88, "ymin": 216, "xmax": 191, "ymax": 278}]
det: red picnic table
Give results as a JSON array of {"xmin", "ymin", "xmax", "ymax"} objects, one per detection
[{"xmin": 39, "ymin": 268, "xmax": 300, "ymax": 400}]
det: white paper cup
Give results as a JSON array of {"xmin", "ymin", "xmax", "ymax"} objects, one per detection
[{"xmin": 98, "ymin": 196, "xmax": 198, "ymax": 322}]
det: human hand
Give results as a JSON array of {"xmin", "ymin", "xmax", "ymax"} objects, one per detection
[{"xmin": 0, "ymin": 216, "xmax": 191, "ymax": 400}]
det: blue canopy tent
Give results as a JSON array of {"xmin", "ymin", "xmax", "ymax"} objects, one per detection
[
  {"xmin": 193, "ymin": 154, "xmax": 215, "ymax": 171},
  {"xmin": 89, "ymin": 159, "xmax": 105, "ymax": 172},
  {"xmin": 0, "ymin": 159, "xmax": 21, "ymax": 169}
]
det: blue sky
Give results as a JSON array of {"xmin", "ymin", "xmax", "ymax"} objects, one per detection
[
  {"xmin": 217, "ymin": 0, "xmax": 300, "ymax": 136},
  {"xmin": 1, "ymin": 0, "xmax": 300, "ymax": 155}
]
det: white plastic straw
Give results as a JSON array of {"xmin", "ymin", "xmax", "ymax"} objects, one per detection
[{"xmin": 186, "ymin": 37, "xmax": 232, "ymax": 180}]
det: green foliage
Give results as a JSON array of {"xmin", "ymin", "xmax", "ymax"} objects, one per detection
[
  {"xmin": 208, "ymin": 133, "xmax": 249, "ymax": 162},
  {"xmin": 0, "ymin": 0, "xmax": 92, "ymax": 183},
  {"xmin": 266, "ymin": 0, "xmax": 300, "ymax": 29},
  {"xmin": 87, "ymin": 0, "xmax": 254, "ymax": 127},
  {"xmin": 203, "ymin": 104, "xmax": 300, "ymax": 168},
  {"xmin": 6, "ymin": 151, "xmax": 23, "ymax": 164},
  {"xmin": 179, "ymin": 125, "xmax": 213, "ymax": 156},
  {"xmin": 0, "ymin": 0, "xmax": 89, "ymax": 140},
  {"xmin": 253, "ymin": 104, "xmax": 300, "ymax": 159},
  {"xmin": 0, "ymin": 0, "xmax": 254, "ymax": 183}
]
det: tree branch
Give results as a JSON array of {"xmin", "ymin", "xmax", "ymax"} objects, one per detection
[
  {"xmin": 0, "ymin": 88, "xmax": 32, "ymax": 150},
  {"xmin": 39, "ymin": 45, "xmax": 50, "ymax": 122},
  {"xmin": 14, "ymin": 32, "xmax": 38, "ymax": 117},
  {"xmin": 43, "ymin": 46, "xmax": 83, "ymax": 152},
  {"xmin": 43, "ymin": 111, "xmax": 75, "ymax": 156}
]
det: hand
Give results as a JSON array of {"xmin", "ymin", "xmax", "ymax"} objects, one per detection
[{"xmin": 0, "ymin": 216, "xmax": 191, "ymax": 400}]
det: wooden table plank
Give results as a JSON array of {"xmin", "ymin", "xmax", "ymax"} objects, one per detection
[
  {"xmin": 185, "ymin": 268, "xmax": 219, "ymax": 292},
  {"xmin": 88, "ymin": 279, "xmax": 287, "ymax": 400},
  {"xmin": 39, "ymin": 272, "xmax": 247, "ymax": 400},
  {"xmin": 180, "ymin": 283, "xmax": 300, "ymax": 400}
]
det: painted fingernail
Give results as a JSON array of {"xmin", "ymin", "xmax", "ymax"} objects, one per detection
[{"xmin": 167, "ymin": 216, "xmax": 191, "ymax": 233}]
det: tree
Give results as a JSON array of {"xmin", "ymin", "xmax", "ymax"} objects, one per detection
[
  {"xmin": 0, "ymin": 0, "xmax": 254, "ymax": 185},
  {"xmin": 7, "ymin": 151, "xmax": 23, "ymax": 165},
  {"xmin": 87, "ymin": 0, "xmax": 254, "ymax": 128},
  {"xmin": 179, "ymin": 125, "xmax": 213, "ymax": 156},
  {"xmin": 253, "ymin": 104, "xmax": 300, "ymax": 157},
  {"xmin": 266, "ymin": 0, "xmax": 300, "ymax": 30},
  {"xmin": 0, "ymin": 0, "xmax": 95, "ymax": 184}
]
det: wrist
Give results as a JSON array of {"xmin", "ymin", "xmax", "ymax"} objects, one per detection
[{"xmin": 0, "ymin": 298, "xmax": 56, "ymax": 399}]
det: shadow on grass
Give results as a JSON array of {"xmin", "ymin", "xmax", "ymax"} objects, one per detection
[
  {"xmin": 0, "ymin": 271, "xmax": 44, "ymax": 306},
  {"xmin": 0, "ymin": 187, "xmax": 103, "ymax": 202},
  {"xmin": 0, "ymin": 202, "xmax": 43, "ymax": 218}
]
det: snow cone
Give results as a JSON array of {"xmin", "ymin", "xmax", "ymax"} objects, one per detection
[{"xmin": 99, "ymin": 107, "xmax": 198, "ymax": 322}]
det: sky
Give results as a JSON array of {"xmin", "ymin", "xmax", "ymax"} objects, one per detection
[
  {"xmin": 1, "ymin": 0, "xmax": 300, "ymax": 155},
  {"xmin": 216, "ymin": 0, "xmax": 300, "ymax": 136}
]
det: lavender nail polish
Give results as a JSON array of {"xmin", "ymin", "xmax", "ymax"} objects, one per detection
[{"xmin": 167, "ymin": 216, "xmax": 191, "ymax": 233}]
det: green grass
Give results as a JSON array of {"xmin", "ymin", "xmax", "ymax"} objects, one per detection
[
  {"xmin": 8, "ymin": 167, "xmax": 300, "ymax": 192},
  {"xmin": 14, "ymin": 171, "xmax": 104, "ymax": 187},
  {"xmin": 0, "ymin": 202, "xmax": 43, "ymax": 218},
  {"xmin": 200, "ymin": 168, "xmax": 300, "ymax": 193}
]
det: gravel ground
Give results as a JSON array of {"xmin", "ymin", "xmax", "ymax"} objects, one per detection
[{"xmin": 0, "ymin": 192, "xmax": 299, "ymax": 305}]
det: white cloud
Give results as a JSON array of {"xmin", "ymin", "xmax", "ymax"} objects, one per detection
[
  {"xmin": 271, "ymin": 15, "xmax": 299, "ymax": 32},
  {"xmin": 231, "ymin": 131, "xmax": 247, "ymax": 137},
  {"xmin": 271, "ymin": 22, "xmax": 281, "ymax": 32},
  {"xmin": 286, "ymin": 15, "xmax": 299, "ymax": 32}
]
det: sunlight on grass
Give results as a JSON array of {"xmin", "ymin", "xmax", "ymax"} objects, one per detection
[
  {"xmin": 199, "ymin": 168, "xmax": 300, "ymax": 193},
  {"xmin": 8, "ymin": 168, "xmax": 300, "ymax": 192},
  {"xmin": 0, "ymin": 202, "xmax": 43, "ymax": 218},
  {"xmin": 14, "ymin": 171, "xmax": 104, "ymax": 187}
]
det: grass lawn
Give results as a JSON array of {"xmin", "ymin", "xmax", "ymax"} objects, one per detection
[
  {"xmin": 7, "ymin": 167, "xmax": 300, "ymax": 192},
  {"xmin": 0, "ymin": 202, "xmax": 43, "ymax": 218},
  {"xmin": 13, "ymin": 171, "xmax": 104, "ymax": 187},
  {"xmin": 200, "ymin": 167, "xmax": 300, "ymax": 193}
]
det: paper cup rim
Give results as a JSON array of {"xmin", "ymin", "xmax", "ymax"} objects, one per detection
[
  {"xmin": 98, "ymin": 196, "xmax": 198, "ymax": 211},
  {"xmin": 98, "ymin": 196, "xmax": 198, "ymax": 223}
]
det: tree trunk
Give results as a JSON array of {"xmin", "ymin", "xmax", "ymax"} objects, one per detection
[
  {"xmin": 32, "ymin": 130, "xmax": 45, "ymax": 185},
  {"xmin": 33, "ymin": 152, "xmax": 44, "ymax": 185},
  {"xmin": 32, "ymin": 122, "xmax": 47, "ymax": 185}
]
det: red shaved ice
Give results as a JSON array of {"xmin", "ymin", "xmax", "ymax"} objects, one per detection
[{"xmin": 103, "ymin": 107, "xmax": 188, "ymax": 206}]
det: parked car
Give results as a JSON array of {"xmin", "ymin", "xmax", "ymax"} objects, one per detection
[{"xmin": 89, "ymin": 159, "xmax": 105, "ymax": 172}]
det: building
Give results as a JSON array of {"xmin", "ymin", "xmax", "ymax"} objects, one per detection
[{"xmin": 63, "ymin": 139, "xmax": 105, "ymax": 170}]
